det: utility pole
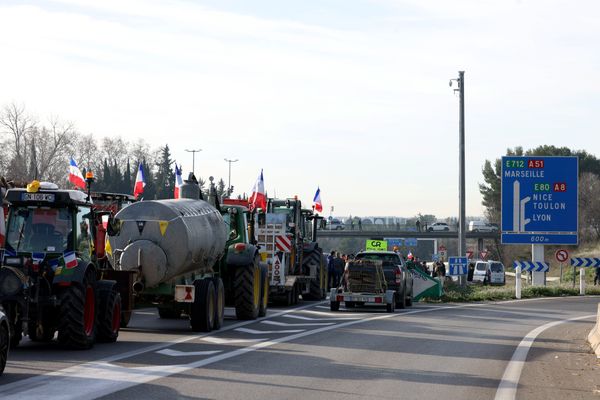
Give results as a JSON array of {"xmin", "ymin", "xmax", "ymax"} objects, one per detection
[
  {"xmin": 185, "ymin": 149, "xmax": 202, "ymax": 176},
  {"xmin": 224, "ymin": 158, "xmax": 239, "ymax": 196},
  {"xmin": 451, "ymin": 71, "xmax": 466, "ymax": 285}
]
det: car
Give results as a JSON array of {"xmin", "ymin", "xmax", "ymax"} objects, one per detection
[
  {"xmin": 326, "ymin": 218, "xmax": 345, "ymax": 230},
  {"xmin": 0, "ymin": 308, "xmax": 8, "ymax": 376},
  {"xmin": 468, "ymin": 221, "xmax": 498, "ymax": 232},
  {"xmin": 472, "ymin": 260, "xmax": 505, "ymax": 285},
  {"xmin": 428, "ymin": 222, "xmax": 450, "ymax": 232},
  {"xmin": 353, "ymin": 251, "xmax": 413, "ymax": 308}
]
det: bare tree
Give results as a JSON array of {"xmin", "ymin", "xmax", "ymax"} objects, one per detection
[
  {"xmin": 74, "ymin": 132, "xmax": 100, "ymax": 174},
  {"xmin": 0, "ymin": 103, "xmax": 36, "ymax": 180},
  {"xmin": 29, "ymin": 117, "xmax": 78, "ymax": 183}
]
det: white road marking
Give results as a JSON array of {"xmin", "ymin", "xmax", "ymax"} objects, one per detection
[
  {"xmin": 261, "ymin": 320, "xmax": 335, "ymax": 327},
  {"xmin": 201, "ymin": 337, "xmax": 267, "ymax": 345},
  {"xmin": 156, "ymin": 349, "xmax": 222, "ymax": 357},
  {"xmin": 133, "ymin": 311, "xmax": 157, "ymax": 315},
  {"xmin": 315, "ymin": 305, "xmax": 331, "ymax": 310},
  {"xmin": 235, "ymin": 327, "xmax": 305, "ymax": 334},
  {"xmin": 494, "ymin": 314, "xmax": 595, "ymax": 400},
  {"xmin": 1, "ymin": 296, "xmax": 591, "ymax": 400},
  {"xmin": 299, "ymin": 309, "xmax": 368, "ymax": 317},
  {"xmin": 282, "ymin": 314, "xmax": 360, "ymax": 321}
]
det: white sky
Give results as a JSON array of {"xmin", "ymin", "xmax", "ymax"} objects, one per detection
[{"xmin": 0, "ymin": 0, "xmax": 599, "ymax": 219}]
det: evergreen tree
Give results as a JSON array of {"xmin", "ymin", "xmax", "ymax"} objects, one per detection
[
  {"xmin": 122, "ymin": 159, "xmax": 132, "ymax": 194},
  {"xmin": 154, "ymin": 145, "xmax": 174, "ymax": 199}
]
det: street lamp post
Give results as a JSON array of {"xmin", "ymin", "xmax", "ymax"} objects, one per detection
[
  {"xmin": 450, "ymin": 71, "xmax": 466, "ymax": 285},
  {"xmin": 185, "ymin": 149, "xmax": 202, "ymax": 176},
  {"xmin": 224, "ymin": 158, "xmax": 239, "ymax": 196}
]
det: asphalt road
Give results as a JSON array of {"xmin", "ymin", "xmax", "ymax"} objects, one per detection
[{"xmin": 0, "ymin": 296, "xmax": 598, "ymax": 400}]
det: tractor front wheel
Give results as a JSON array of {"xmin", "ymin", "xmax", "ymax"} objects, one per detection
[
  {"xmin": 234, "ymin": 259, "xmax": 261, "ymax": 320},
  {"xmin": 57, "ymin": 272, "xmax": 97, "ymax": 349}
]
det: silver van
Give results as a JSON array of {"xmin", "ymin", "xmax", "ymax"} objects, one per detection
[
  {"xmin": 473, "ymin": 261, "xmax": 505, "ymax": 285},
  {"xmin": 468, "ymin": 221, "xmax": 498, "ymax": 232}
]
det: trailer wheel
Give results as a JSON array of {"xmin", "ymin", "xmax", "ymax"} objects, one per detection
[
  {"xmin": 97, "ymin": 286, "xmax": 121, "ymax": 343},
  {"xmin": 190, "ymin": 279, "xmax": 215, "ymax": 332},
  {"xmin": 258, "ymin": 265, "xmax": 268, "ymax": 317},
  {"xmin": 212, "ymin": 277, "xmax": 225, "ymax": 330},
  {"xmin": 386, "ymin": 300, "xmax": 396, "ymax": 313},
  {"xmin": 234, "ymin": 260, "xmax": 260, "ymax": 320},
  {"xmin": 292, "ymin": 284, "xmax": 299, "ymax": 305},
  {"xmin": 0, "ymin": 322, "xmax": 8, "ymax": 375},
  {"xmin": 57, "ymin": 271, "xmax": 97, "ymax": 349},
  {"xmin": 330, "ymin": 301, "xmax": 340, "ymax": 311}
]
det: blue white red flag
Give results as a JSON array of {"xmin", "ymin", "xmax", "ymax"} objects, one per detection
[
  {"xmin": 312, "ymin": 187, "xmax": 323, "ymax": 213},
  {"xmin": 249, "ymin": 169, "xmax": 266, "ymax": 211},
  {"xmin": 134, "ymin": 163, "xmax": 146, "ymax": 199},
  {"xmin": 64, "ymin": 251, "xmax": 77, "ymax": 269},
  {"xmin": 69, "ymin": 158, "xmax": 86, "ymax": 189},
  {"xmin": 174, "ymin": 164, "xmax": 183, "ymax": 199}
]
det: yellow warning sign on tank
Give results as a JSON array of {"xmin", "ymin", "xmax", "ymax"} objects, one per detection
[
  {"xmin": 105, "ymin": 237, "xmax": 112, "ymax": 256},
  {"xmin": 159, "ymin": 220, "xmax": 169, "ymax": 236}
]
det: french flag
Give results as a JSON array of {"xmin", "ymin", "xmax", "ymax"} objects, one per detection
[
  {"xmin": 134, "ymin": 163, "xmax": 146, "ymax": 199},
  {"xmin": 69, "ymin": 158, "xmax": 86, "ymax": 189},
  {"xmin": 249, "ymin": 169, "xmax": 266, "ymax": 211},
  {"xmin": 174, "ymin": 164, "xmax": 183, "ymax": 199},
  {"xmin": 313, "ymin": 187, "xmax": 323, "ymax": 213}
]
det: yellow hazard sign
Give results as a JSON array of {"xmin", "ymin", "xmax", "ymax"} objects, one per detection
[
  {"xmin": 159, "ymin": 220, "xmax": 169, "ymax": 236},
  {"xmin": 365, "ymin": 239, "xmax": 388, "ymax": 251}
]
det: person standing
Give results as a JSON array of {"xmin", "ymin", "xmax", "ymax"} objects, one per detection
[
  {"xmin": 327, "ymin": 251, "xmax": 336, "ymax": 289},
  {"xmin": 358, "ymin": 218, "xmax": 362, "ymax": 231},
  {"xmin": 595, "ymin": 265, "xmax": 600, "ymax": 286},
  {"xmin": 416, "ymin": 219, "xmax": 421, "ymax": 232},
  {"xmin": 333, "ymin": 252, "xmax": 345, "ymax": 288}
]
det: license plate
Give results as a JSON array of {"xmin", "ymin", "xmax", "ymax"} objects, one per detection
[{"xmin": 21, "ymin": 193, "xmax": 55, "ymax": 202}]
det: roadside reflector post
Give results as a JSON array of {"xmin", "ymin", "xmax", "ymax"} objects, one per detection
[
  {"xmin": 580, "ymin": 267, "xmax": 585, "ymax": 295},
  {"xmin": 515, "ymin": 265, "xmax": 522, "ymax": 299},
  {"xmin": 531, "ymin": 244, "xmax": 546, "ymax": 286}
]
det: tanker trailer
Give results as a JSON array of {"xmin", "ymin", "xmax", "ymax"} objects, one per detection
[{"xmin": 107, "ymin": 182, "xmax": 266, "ymax": 331}]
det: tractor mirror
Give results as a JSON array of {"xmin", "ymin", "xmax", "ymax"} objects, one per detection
[{"xmin": 107, "ymin": 217, "xmax": 121, "ymax": 236}]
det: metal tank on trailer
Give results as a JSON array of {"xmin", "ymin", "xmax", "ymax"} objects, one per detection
[{"xmin": 109, "ymin": 198, "xmax": 227, "ymax": 289}]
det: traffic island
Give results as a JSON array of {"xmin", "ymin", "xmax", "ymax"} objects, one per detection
[{"xmin": 588, "ymin": 303, "xmax": 600, "ymax": 358}]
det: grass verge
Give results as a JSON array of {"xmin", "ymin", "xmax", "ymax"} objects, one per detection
[{"xmin": 424, "ymin": 282, "xmax": 600, "ymax": 303}]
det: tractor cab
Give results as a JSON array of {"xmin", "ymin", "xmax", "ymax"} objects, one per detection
[{"xmin": 4, "ymin": 182, "xmax": 93, "ymax": 262}]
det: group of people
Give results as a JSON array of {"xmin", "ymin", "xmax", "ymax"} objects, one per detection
[
  {"xmin": 327, "ymin": 251, "xmax": 355, "ymax": 289},
  {"xmin": 404, "ymin": 254, "xmax": 446, "ymax": 278}
]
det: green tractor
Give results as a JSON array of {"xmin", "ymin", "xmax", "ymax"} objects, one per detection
[{"xmin": 0, "ymin": 181, "xmax": 121, "ymax": 349}]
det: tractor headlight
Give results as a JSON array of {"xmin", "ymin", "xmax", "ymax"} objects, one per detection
[{"xmin": 0, "ymin": 267, "xmax": 26, "ymax": 296}]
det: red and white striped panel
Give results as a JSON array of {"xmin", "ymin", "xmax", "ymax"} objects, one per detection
[{"xmin": 275, "ymin": 235, "xmax": 292, "ymax": 252}]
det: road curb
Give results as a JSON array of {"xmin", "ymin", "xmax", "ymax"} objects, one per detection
[{"xmin": 588, "ymin": 302, "xmax": 600, "ymax": 357}]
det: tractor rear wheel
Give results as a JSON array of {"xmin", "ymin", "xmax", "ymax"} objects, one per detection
[
  {"xmin": 258, "ymin": 265, "xmax": 269, "ymax": 317},
  {"xmin": 302, "ymin": 248, "xmax": 325, "ymax": 300},
  {"xmin": 97, "ymin": 285, "xmax": 121, "ymax": 343},
  {"xmin": 57, "ymin": 271, "xmax": 97, "ymax": 349},
  {"xmin": 212, "ymin": 277, "xmax": 225, "ymax": 330},
  {"xmin": 234, "ymin": 259, "xmax": 261, "ymax": 320},
  {"xmin": 120, "ymin": 311, "xmax": 132, "ymax": 328},
  {"xmin": 190, "ymin": 279, "xmax": 215, "ymax": 332}
]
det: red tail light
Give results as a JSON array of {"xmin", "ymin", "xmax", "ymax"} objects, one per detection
[
  {"xmin": 395, "ymin": 269, "xmax": 402, "ymax": 284},
  {"xmin": 374, "ymin": 297, "xmax": 383, "ymax": 303},
  {"xmin": 234, "ymin": 243, "xmax": 246, "ymax": 252},
  {"xmin": 336, "ymin": 295, "xmax": 343, "ymax": 302}
]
